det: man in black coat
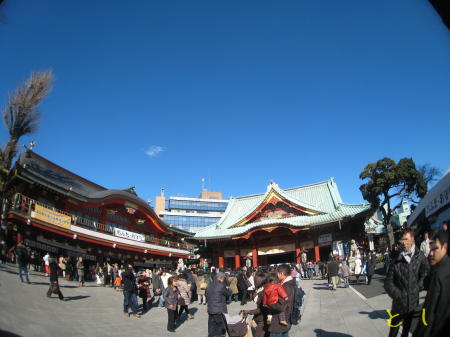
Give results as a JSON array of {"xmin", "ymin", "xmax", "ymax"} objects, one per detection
[
  {"xmin": 15, "ymin": 241, "xmax": 30, "ymax": 284},
  {"xmin": 152, "ymin": 269, "xmax": 164, "ymax": 307},
  {"xmin": 384, "ymin": 228, "xmax": 430, "ymax": 337},
  {"xmin": 122, "ymin": 264, "xmax": 140, "ymax": 318},
  {"xmin": 413, "ymin": 230, "xmax": 450, "ymax": 337},
  {"xmin": 205, "ymin": 272, "xmax": 231, "ymax": 337},
  {"xmin": 268, "ymin": 264, "xmax": 296, "ymax": 336},
  {"xmin": 237, "ymin": 270, "xmax": 249, "ymax": 305}
]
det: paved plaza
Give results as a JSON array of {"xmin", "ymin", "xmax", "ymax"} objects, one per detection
[{"xmin": 0, "ymin": 264, "xmax": 391, "ymax": 337}]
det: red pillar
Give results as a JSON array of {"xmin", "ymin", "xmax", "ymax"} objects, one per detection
[
  {"xmin": 200, "ymin": 257, "xmax": 204, "ymax": 269},
  {"xmin": 295, "ymin": 247, "xmax": 301, "ymax": 264},
  {"xmin": 235, "ymin": 252, "xmax": 240, "ymax": 269},
  {"xmin": 252, "ymin": 248, "xmax": 258, "ymax": 267},
  {"xmin": 17, "ymin": 232, "xmax": 23, "ymax": 244},
  {"xmin": 314, "ymin": 245, "xmax": 320, "ymax": 262},
  {"xmin": 218, "ymin": 255, "xmax": 224, "ymax": 268}
]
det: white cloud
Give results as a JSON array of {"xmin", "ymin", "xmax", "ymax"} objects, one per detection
[{"xmin": 146, "ymin": 145, "xmax": 164, "ymax": 157}]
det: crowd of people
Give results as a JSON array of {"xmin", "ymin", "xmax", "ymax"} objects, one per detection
[
  {"xmin": 2, "ymin": 221, "xmax": 449, "ymax": 337},
  {"xmin": 383, "ymin": 222, "xmax": 449, "ymax": 337}
]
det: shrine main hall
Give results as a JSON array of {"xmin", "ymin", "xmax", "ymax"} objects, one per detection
[{"xmin": 194, "ymin": 179, "xmax": 371, "ymax": 268}]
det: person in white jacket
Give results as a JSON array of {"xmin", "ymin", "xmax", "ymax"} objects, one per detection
[
  {"xmin": 420, "ymin": 231, "xmax": 431, "ymax": 257},
  {"xmin": 43, "ymin": 252, "xmax": 50, "ymax": 276}
]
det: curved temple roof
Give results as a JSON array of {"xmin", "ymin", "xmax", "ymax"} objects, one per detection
[
  {"xmin": 194, "ymin": 179, "xmax": 370, "ymax": 239},
  {"xmin": 13, "ymin": 150, "xmax": 190, "ymax": 236}
]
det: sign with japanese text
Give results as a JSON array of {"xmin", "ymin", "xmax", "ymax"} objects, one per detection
[
  {"xmin": 113, "ymin": 228, "xmax": 145, "ymax": 242},
  {"xmin": 31, "ymin": 204, "xmax": 71, "ymax": 229}
]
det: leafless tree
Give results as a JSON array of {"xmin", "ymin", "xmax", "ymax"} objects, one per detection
[
  {"xmin": 418, "ymin": 163, "xmax": 442, "ymax": 189},
  {"xmin": 0, "ymin": 70, "xmax": 53, "ymax": 185}
]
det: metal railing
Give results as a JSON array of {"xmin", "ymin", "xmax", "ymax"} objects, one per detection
[{"xmin": 8, "ymin": 193, "xmax": 192, "ymax": 251}]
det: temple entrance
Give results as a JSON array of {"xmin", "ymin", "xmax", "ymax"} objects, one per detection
[
  {"xmin": 319, "ymin": 245, "xmax": 332, "ymax": 261},
  {"xmin": 265, "ymin": 252, "xmax": 295, "ymax": 265}
]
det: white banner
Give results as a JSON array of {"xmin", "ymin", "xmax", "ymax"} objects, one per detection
[
  {"xmin": 113, "ymin": 228, "xmax": 145, "ymax": 242},
  {"xmin": 258, "ymin": 243, "xmax": 295, "ymax": 255}
]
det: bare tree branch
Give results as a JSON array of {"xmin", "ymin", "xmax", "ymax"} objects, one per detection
[{"xmin": 1, "ymin": 70, "xmax": 53, "ymax": 171}]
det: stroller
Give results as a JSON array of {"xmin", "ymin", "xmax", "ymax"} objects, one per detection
[{"xmin": 223, "ymin": 312, "xmax": 250, "ymax": 337}]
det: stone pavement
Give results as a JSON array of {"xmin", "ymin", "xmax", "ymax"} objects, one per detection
[{"xmin": 0, "ymin": 264, "xmax": 392, "ymax": 337}]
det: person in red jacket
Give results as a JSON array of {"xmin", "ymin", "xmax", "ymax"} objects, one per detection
[{"xmin": 263, "ymin": 273, "xmax": 288, "ymax": 325}]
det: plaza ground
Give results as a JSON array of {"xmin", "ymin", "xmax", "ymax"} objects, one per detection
[{"xmin": 0, "ymin": 264, "xmax": 391, "ymax": 337}]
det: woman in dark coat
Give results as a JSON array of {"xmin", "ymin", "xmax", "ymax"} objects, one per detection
[
  {"xmin": 366, "ymin": 253, "xmax": 377, "ymax": 285},
  {"xmin": 46, "ymin": 257, "xmax": 64, "ymax": 300},
  {"xmin": 244, "ymin": 271, "xmax": 269, "ymax": 337},
  {"xmin": 164, "ymin": 276, "xmax": 179, "ymax": 332}
]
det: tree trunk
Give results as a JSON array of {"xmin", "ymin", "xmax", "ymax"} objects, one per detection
[{"xmin": 386, "ymin": 221, "xmax": 395, "ymax": 249}]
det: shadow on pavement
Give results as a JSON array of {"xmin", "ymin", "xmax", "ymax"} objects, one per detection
[
  {"xmin": 0, "ymin": 329, "xmax": 24, "ymax": 337},
  {"xmin": 312, "ymin": 286, "xmax": 330, "ymax": 291},
  {"xmin": 64, "ymin": 295, "xmax": 91, "ymax": 301},
  {"xmin": 314, "ymin": 329, "xmax": 352, "ymax": 336},
  {"xmin": 359, "ymin": 310, "xmax": 388, "ymax": 320}
]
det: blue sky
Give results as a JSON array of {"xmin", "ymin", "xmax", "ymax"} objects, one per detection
[{"xmin": 1, "ymin": 0, "xmax": 449, "ymax": 205}]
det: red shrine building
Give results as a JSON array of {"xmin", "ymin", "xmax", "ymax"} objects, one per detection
[
  {"xmin": 1, "ymin": 150, "xmax": 193, "ymax": 268},
  {"xmin": 194, "ymin": 180, "xmax": 370, "ymax": 268}
]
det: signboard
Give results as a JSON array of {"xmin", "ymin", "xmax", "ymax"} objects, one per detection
[
  {"xmin": 425, "ymin": 185, "xmax": 450, "ymax": 217},
  {"xmin": 318, "ymin": 233, "xmax": 332, "ymax": 244},
  {"xmin": 31, "ymin": 204, "xmax": 71, "ymax": 229},
  {"xmin": 224, "ymin": 249, "xmax": 236, "ymax": 258},
  {"xmin": 113, "ymin": 228, "xmax": 145, "ymax": 242}
]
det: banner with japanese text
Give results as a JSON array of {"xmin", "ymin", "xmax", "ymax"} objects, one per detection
[{"xmin": 31, "ymin": 204, "xmax": 72, "ymax": 229}]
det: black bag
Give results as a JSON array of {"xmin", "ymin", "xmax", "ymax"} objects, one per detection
[
  {"xmin": 244, "ymin": 279, "xmax": 252, "ymax": 288},
  {"xmin": 291, "ymin": 286, "xmax": 306, "ymax": 325}
]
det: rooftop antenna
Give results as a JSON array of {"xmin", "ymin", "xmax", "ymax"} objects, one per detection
[{"xmin": 161, "ymin": 188, "xmax": 165, "ymax": 197}]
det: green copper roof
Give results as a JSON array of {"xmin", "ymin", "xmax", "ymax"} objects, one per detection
[{"xmin": 194, "ymin": 179, "xmax": 370, "ymax": 239}]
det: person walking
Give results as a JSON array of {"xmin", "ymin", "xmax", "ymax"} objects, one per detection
[
  {"xmin": 152, "ymin": 269, "xmax": 164, "ymax": 307},
  {"xmin": 138, "ymin": 271, "xmax": 151, "ymax": 312},
  {"xmin": 341, "ymin": 260, "xmax": 350, "ymax": 288},
  {"xmin": 384, "ymin": 247, "xmax": 391, "ymax": 273},
  {"xmin": 43, "ymin": 252, "xmax": 50, "ymax": 276},
  {"xmin": 413, "ymin": 230, "xmax": 450, "ymax": 337},
  {"xmin": 122, "ymin": 264, "xmax": 140, "ymax": 318},
  {"xmin": 177, "ymin": 273, "xmax": 194, "ymax": 319},
  {"xmin": 58, "ymin": 256, "xmax": 67, "ymax": 279},
  {"xmin": 366, "ymin": 253, "xmax": 376, "ymax": 285},
  {"xmin": 15, "ymin": 241, "xmax": 31, "ymax": 284},
  {"xmin": 164, "ymin": 276, "xmax": 179, "ymax": 332},
  {"xmin": 327, "ymin": 257, "xmax": 339, "ymax": 290},
  {"xmin": 237, "ymin": 269, "xmax": 249, "ymax": 305},
  {"xmin": 384, "ymin": 228, "xmax": 430, "ymax": 337},
  {"xmin": 76, "ymin": 257, "xmax": 85, "ymax": 287},
  {"xmin": 205, "ymin": 272, "xmax": 231, "ymax": 337},
  {"xmin": 228, "ymin": 272, "xmax": 239, "ymax": 302},
  {"xmin": 46, "ymin": 256, "xmax": 64, "ymax": 300},
  {"xmin": 197, "ymin": 271, "xmax": 209, "ymax": 305}
]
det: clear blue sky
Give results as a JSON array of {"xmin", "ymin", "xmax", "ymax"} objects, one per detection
[{"xmin": 1, "ymin": 0, "xmax": 449, "ymax": 205}]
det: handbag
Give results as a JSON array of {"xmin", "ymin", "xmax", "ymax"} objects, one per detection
[{"xmin": 244, "ymin": 279, "xmax": 252, "ymax": 288}]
